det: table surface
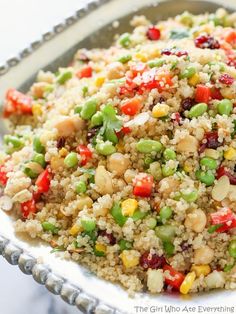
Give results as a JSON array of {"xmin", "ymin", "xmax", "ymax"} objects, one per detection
[{"xmin": 0, "ymin": 1, "xmax": 88, "ymax": 313}]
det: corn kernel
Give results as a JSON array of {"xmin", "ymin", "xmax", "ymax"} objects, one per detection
[
  {"xmin": 50, "ymin": 156, "xmax": 64, "ymax": 171},
  {"xmin": 180, "ymin": 271, "xmax": 196, "ymax": 295},
  {"xmin": 69, "ymin": 224, "xmax": 82, "ymax": 236},
  {"xmin": 183, "ymin": 160, "xmax": 193, "ymax": 173},
  {"xmin": 120, "ymin": 250, "xmax": 139, "ymax": 268},
  {"xmin": 121, "ymin": 199, "xmax": 138, "ymax": 216},
  {"xmin": 95, "ymin": 243, "xmax": 107, "ymax": 254},
  {"xmin": 95, "ymin": 77, "xmax": 105, "ymax": 88},
  {"xmin": 134, "ymin": 52, "xmax": 148, "ymax": 62},
  {"xmin": 59, "ymin": 148, "xmax": 68, "ymax": 157},
  {"xmin": 224, "ymin": 147, "xmax": 236, "ymax": 161},
  {"xmin": 189, "ymin": 73, "xmax": 200, "ymax": 86},
  {"xmin": 191, "ymin": 264, "xmax": 211, "ymax": 277},
  {"xmin": 32, "ymin": 104, "xmax": 43, "ymax": 116},
  {"xmin": 152, "ymin": 104, "xmax": 169, "ymax": 118}
]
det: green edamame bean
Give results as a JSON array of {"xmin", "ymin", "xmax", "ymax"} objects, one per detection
[
  {"xmin": 144, "ymin": 156, "xmax": 154, "ymax": 166},
  {"xmin": 23, "ymin": 167, "xmax": 38, "ymax": 179},
  {"xmin": 75, "ymin": 181, "xmax": 87, "ymax": 194},
  {"xmin": 228, "ymin": 240, "xmax": 236, "ymax": 258},
  {"xmin": 180, "ymin": 66, "xmax": 196, "ymax": 79},
  {"xmin": 200, "ymin": 157, "xmax": 217, "ymax": 170},
  {"xmin": 4, "ymin": 135, "xmax": 24, "ymax": 152},
  {"xmin": 96, "ymin": 141, "xmax": 116, "ymax": 156},
  {"xmin": 91, "ymin": 111, "xmax": 103, "ymax": 127},
  {"xmin": 42, "ymin": 222, "xmax": 59, "ymax": 234},
  {"xmin": 148, "ymin": 59, "xmax": 165, "ymax": 68},
  {"xmin": 136, "ymin": 139, "xmax": 163, "ymax": 154},
  {"xmin": 132, "ymin": 209, "xmax": 147, "ymax": 222},
  {"xmin": 118, "ymin": 54, "xmax": 132, "ymax": 64},
  {"xmin": 119, "ymin": 239, "xmax": 132, "ymax": 251},
  {"xmin": 159, "ymin": 206, "xmax": 173, "ymax": 222},
  {"xmin": 181, "ymin": 189, "xmax": 198, "ymax": 202},
  {"xmin": 33, "ymin": 137, "xmax": 45, "ymax": 154},
  {"xmin": 119, "ymin": 33, "xmax": 131, "ymax": 48},
  {"xmin": 32, "ymin": 153, "xmax": 46, "ymax": 168},
  {"xmin": 163, "ymin": 241, "xmax": 175, "ymax": 256},
  {"xmin": 195, "ymin": 170, "xmax": 215, "ymax": 186},
  {"xmin": 56, "ymin": 71, "xmax": 72, "ymax": 85},
  {"xmin": 64, "ymin": 152, "xmax": 78, "ymax": 168},
  {"xmin": 163, "ymin": 148, "xmax": 176, "ymax": 161},
  {"xmin": 81, "ymin": 218, "xmax": 96, "ymax": 232},
  {"xmin": 146, "ymin": 217, "xmax": 157, "ymax": 229},
  {"xmin": 80, "ymin": 99, "xmax": 97, "ymax": 120},
  {"xmin": 217, "ymin": 99, "xmax": 233, "ymax": 116},
  {"xmin": 162, "ymin": 165, "xmax": 176, "ymax": 177},
  {"xmin": 188, "ymin": 103, "xmax": 208, "ymax": 118},
  {"xmin": 155, "ymin": 225, "xmax": 176, "ymax": 242}
]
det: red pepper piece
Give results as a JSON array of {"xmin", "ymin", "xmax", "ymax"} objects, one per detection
[
  {"xmin": 21, "ymin": 199, "xmax": 37, "ymax": 219},
  {"xmin": 195, "ymin": 85, "xmax": 211, "ymax": 104},
  {"xmin": 163, "ymin": 265, "xmax": 185, "ymax": 290},
  {"xmin": 77, "ymin": 144, "xmax": 92, "ymax": 166},
  {"xmin": 35, "ymin": 169, "xmax": 51, "ymax": 194},
  {"xmin": 133, "ymin": 173, "xmax": 154, "ymax": 197},
  {"xmin": 4, "ymin": 88, "xmax": 32, "ymax": 117},
  {"xmin": 76, "ymin": 66, "xmax": 92, "ymax": 79}
]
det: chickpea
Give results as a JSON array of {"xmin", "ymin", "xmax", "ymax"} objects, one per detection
[
  {"xmin": 184, "ymin": 209, "xmax": 207, "ymax": 233},
  {"xmin": 158, "ymin": 177, "xmax": 180, "ymax": 198},
  {"xmin": 95, "ymin": 166, "xmax": 113, "ymax": 195},
  {"xmin": 106, "ymin": 62, "xmax": 125, "ymax": 80},
  {"xmin": 124, "ymin": 169, "xmax": 137, "ymax": 184},
  {"xmin": 193, "ymin": 245, "xmax": 214, "ymax": 265},
  {"xmin": 177, "ymin": 135, "xmax": 198, "ymax": 153},
  {"xmin": 30, "ymin": 82, "xmax": 48, "ymax": 99},
  {"xmin": 54, "ymin": 116, "xmax": 85, "ymax": 137},
  {"xmin": 107, "ymin": 153, "xmax": 130, "ymax": 176}
]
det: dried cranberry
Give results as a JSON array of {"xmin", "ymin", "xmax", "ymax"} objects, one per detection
[
  {"xmin": 99, "ymin": 230, "xmax": 116, "ymax": 245},
  {"xmin": 216, "ymin": 166, "xmax": 236, "ymax": 185},
  {"xmin": 147, "ymin": 26, "xmax": 161, "ymax": 41},
  {"xmin": 56, "ymin": 137, "xmax": 65, "ymax": 149},
  {"xmin": 140, "ymin": 251, "xmax": 166, "ymax": 270},
  {"xmin": 210, "ymin": 87, "xmax": 223, "ymax": 100},
  {"xmin": 205, "ymin": 131, "xmax": 221, "ymax": 149},
  {"xmin": 219, "ymin": 73, "xmax": 234, "ymax": 85},
  {"xmin": 86, "ymin": 127, "xmax": 99, "ymax": 142},
  {"xmin": 175, "ymin": 50, "xmax": 189, "ymax": 57},
  {"xmin": 181, "ymin": 98, "xmax": 195, "ymax": 111},
  {"xmin": 161, "ymin": 48, "xmax": 188, "ymax": 57},
  {"xmin": 194, "ymin": 35, "xmax": 220, "ymax": 49}
]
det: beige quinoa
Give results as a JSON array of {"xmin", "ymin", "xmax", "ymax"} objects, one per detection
[{"xmin": 1, "ymin": 8, "xmax": 236, "ymax": 295}]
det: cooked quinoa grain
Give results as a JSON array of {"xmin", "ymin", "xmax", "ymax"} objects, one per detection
[{"xmin": 1, "ymin": 9, "xmax": 236, "ymax": 295}]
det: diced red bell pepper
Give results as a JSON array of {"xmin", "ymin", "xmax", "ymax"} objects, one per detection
[
  {"xmin": 195, "ymin": 85, "xmax": 211, "ymax": 104},
  {"xmin": 216, "ymin": 166, "xmax": 236, "ymax": 185},
  {"xmin": 140, "ymin": 71, "xmax": 173, "ymax": 93},
  {"xmin": 130, "ymin": 63, "xmax": 147, "ymax": 77},
  {"xmin": 121, "ymin": 99, "xmax": 142, "ymax": 116},
  {"xmin": 21, "ymin": 199, "xmax": 37, "ymax": 219},
  {"xmin": 163, "ymin": 265, "xmax": 185, "ymax": 290},
  {"xmin": 224, "ymin": 30, "xmax": 236, "ymax": 48},
  {"xmin": 35, "ymin": 169, "xmax": 51, "ymax": 194},
  {"xmin": 0, "ymin": 165, "xmax": 8, "ymax": 186},
  {"xmin": 76, "ymin": 66, "xmax": 92, "ymax": 79},
  {"xmin": 4, "ymin": 88, "xmax": 32, "ymax": 117},
  {"xmin": 77, "ymin": 144, "xmax": 92, "ymax": 166},
  {"xmin": 210, "ymin": 87, "xmax": 223, "ymax": 100},
  {"xmin": 116, "ymin": 126, "xmax": 131, "ymax": 137},
  {"xmin": 133, "ymin": 173, "xmax": 154, "ymax": 197},
  {"xmin": 210, "ymin": 208, "xmax": 236, "ymax": 233}
]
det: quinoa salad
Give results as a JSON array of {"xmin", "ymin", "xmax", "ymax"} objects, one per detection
[{"xmin": 1, "ymin": 8, "xmax": 236, "ymax": 296}]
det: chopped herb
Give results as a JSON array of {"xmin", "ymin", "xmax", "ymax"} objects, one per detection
[{"xmin": 208, "ymin": 224, "xmax": 223, "ymax": 234}]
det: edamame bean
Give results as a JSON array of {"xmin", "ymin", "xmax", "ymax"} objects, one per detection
[
  {"xmin": 146, "ymin": 217, "xmax": 157, "ymax": 229},
  {"xmin": 119, "ymin": 239, "xmax": 132, "ymax": 251},
  {"xmin": 163, "ymin": 148, "xmax": 176, "ymax": 161},
  {"xmin": 80, "ymin": 99, "xmax": 97, "ymax": 120},
  {"xmin": 181, "ymin": 190, "xmax": 198, "ymax": 202},
  {"xmin": 33, "ymin": 153, "xmax": 46, "ymax": 168},
  {"xmin": 229, "ymin": 240, "xmax": 236, "ymax": 258},
  {"xmin": 91, "ymin": 111, "xmax": 103, "ymax": 127},
  {"xmin": 42, "ymin": 222, "xmax": 59, "ymax": 234},
  {"xmin": 180, "ymin": 66, "xmax": 196, "ymax": 79},
  {"xmin": 132, "ymin": 209, "xmax": 148, "ymax": 222},
  {"xmin": 64, "ymin": 152, "xmax": 78, "ymax": 168},
  {"xmin": 155, "ymin": 225, "xmax": 176, "ymax": 242},
  {"xmin": 96, "ymin": 141, "xmax": 116, "ymax": 156},
  {"xmin": 163, "ymin": 241, "xmax": 175, "ymax": 256},
  {"xmin": 23, "ymin": 167, "xmax": 38, "ymax": 179},
  {"xmin": 119, "ymin": 33, "xmax": 131, "ymax": 48},
  {"xmin": 195, "ymin": 170, "xmax": 215, "ymax": 186},
  {"xmin": 56, "ymin": 71, "xmax": 72, "ymax": 85},
  {"xmin": 160, "ymin": 206, "xmax": 173, "ymax": 222},
  {"xmin": 4, "ymin": 135, "xmax": 24, "ymax": 153},
  {"xmin": 200, "ymin": 157, "xmax": 217, "ymax": 170},
  {"xmin": 162, "ymin": 165, "xmax": 176, "ymax": 177},
  {"xmin": 136, "ymin": 139, "xmax": 163, "ymax": 153},
  {"xmin": 148, "ymin": 59, "xmax": 165, "ymax": 68},
  {"xmin": 118, "ymin": 54, "xmax": 132, "ymax": 64},
  {"xmin": 75, "ymin": 181, "xmax": 87, "ymax": 194},
  {"xmin": 33, "ymin": 137, "xmax": 45, "ymax": 154},
  {"xmin": 144, "ymin": 156, "xmax": 154, "ymax": 166},
  {"xmin": 81, "ymin": 218, "xmax": 96, "ymax": 232},
  {"xmin": 217, "ymin": 99, "xmax": 233, "ymax": 116},
  {"xmin": 188, "ymin": 103, "xmax": 208, "ymax": 118}
]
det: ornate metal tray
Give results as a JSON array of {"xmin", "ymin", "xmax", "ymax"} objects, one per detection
[{"xmin": 0, "ymin": 0, "xmax": 236, "ymax": 313}]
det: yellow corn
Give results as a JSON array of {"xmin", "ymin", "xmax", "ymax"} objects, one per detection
[
  {"xmin": 32, "ymin": 104, "xmax": 43, "ymax": 116},
  {"xmin": 134, "ymin": 52, "xmax": 148, "ymax": 62},
  {"xmin": 224, "ymin": 147, "xmax": 236, "ymax": 161},
  {"xmin": 180, "ymin": 271, "xmax": 196, "ymax": 295},
  {"xmin": 69, "ymin": 224, "xmax": 82, "ymax": 236},
  {"xmin": 120, "ymin": 250, "xmax": 139, "ymax": 268},
  {"xmin": 188, "ymin": 73, "xmax": 200, "ymax": 86},
  {"xmin": 191, "ymin": 264, "xmax": 211, "ymax": 277},
  {"xmin": 183, "ymin": 160, "xmax": 193, "ymax": 173},
  {"xmin": 221, "ymin": 88, "xmax": 235, "ymax": 100},
  {"xmin": 121, "ymin": 199, "xmax": 138, "ymax": 216},
  {"xmin": 152, "ymin": 103, "xmax": 169, "ymax": 118},
  {"xmin": 59, "ymin": 148, "xmax": 68, "ymax": 157},
  {"xmin": 50, "ymin": 156, "xmax": 64, "ymax": 171},
  {"xmin": 95, "ymin": 77, "xmax": 105, "ymax": 88},
  {"xmin": 95, "ymin": 243, "xmax": 107, "ymax": 254}
]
